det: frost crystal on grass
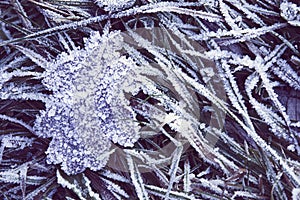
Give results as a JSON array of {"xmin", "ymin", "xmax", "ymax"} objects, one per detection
[
  {"xmin": 280, "ymin": 1, "xmax": 300, "ymax": 21},
  {"xmin": 33, "ymin": 31, "xmax": 140, "ymax": 175},
  {"xmin": 95, "ymin": 0, "xmax": 135, "ymax": 11}
]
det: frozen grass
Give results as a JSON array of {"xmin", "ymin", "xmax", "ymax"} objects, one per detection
[{"xmin": 0, "ymin": 0, "xmax": 299, "ymax": 199}]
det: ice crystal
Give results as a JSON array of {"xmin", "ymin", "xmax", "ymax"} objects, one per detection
[
  {"xmin": 280, "ymin": 1, "xmax": 300, "ymax": 21},
  {"xmin": 33, "ymin": 31, "xmax": 140, "ymax": 175}
]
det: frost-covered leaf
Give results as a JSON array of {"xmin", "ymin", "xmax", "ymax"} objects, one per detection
[{"xmin": 33, "ymin": 31, "xmax": 142, "ymax": 175}]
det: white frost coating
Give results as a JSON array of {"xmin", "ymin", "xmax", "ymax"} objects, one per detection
[
  {"xmin": 280, "ymin": 1, "xmax": 300, "ymax": 26},
  {"xmin": 232, "ymin": 191, "xmax": 257, "ymax": 199},
  {"xmin": 126, "ymin": 154, "xmax": 149, "ymax": 200},
  {"xmin": 199, "ymin": 178, "xmax": 223, "ymax": 195},
  {"xmin": 292, "ymin": 188, "xmax": 300, "ymax": 200},
  {"xmin": 56, "ymin": 170, "xmax": 102, "ymax": 200},
  {"xmin": 280, "ymin": 2, "xmax": 300, "ymax": 21},
  {"xmin": 288, "ymin": 144, "xmax": 296, "ymax": 152},
  {"xmin": 95, "ymin": 0, "xmax": 135, "ymax": 11},
  {"xmin": 34, "ymin": 31, "xmax": 141, "ymax": 175}
]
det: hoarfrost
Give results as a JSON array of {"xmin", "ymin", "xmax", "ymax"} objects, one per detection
[
  {"xmin": 292, "ymin": 188, "xmax": 300, "ymax": 200},
  {"xmin": 34, "ymin": 31, "xmax": 141, "ymax": 175},
  {"xmin": 280, "ymin": 2, "xmax": 299, "ymax": 21},
  {"xmin": 95, "ymin": 0, "xmax": 135, "ymax": 11}
]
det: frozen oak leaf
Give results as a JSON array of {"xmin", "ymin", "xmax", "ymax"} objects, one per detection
[{"xmin": 33, "ymin": 31, "xmax": 141, "ymax": 175}]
